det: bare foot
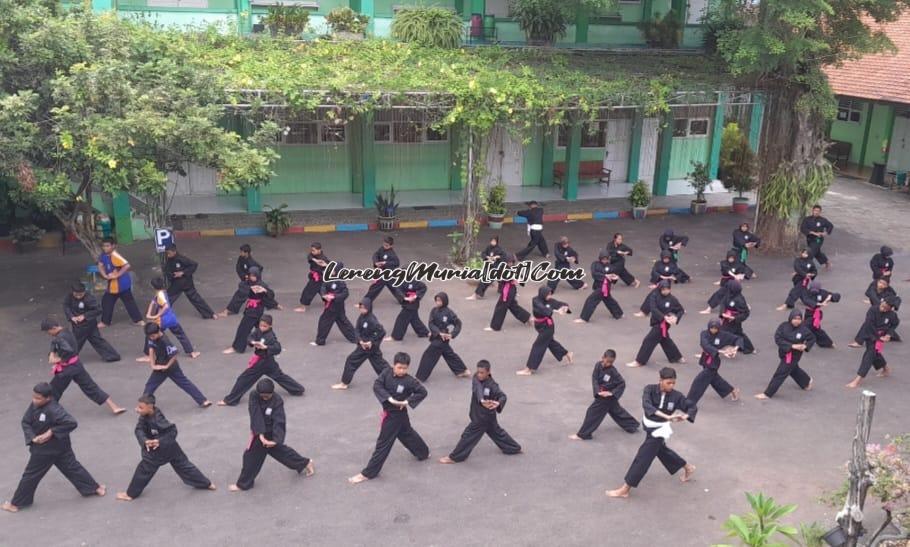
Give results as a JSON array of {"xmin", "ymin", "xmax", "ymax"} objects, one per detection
[
  {"xmin": 207, "ymin": 484, "xmax": 216, "ymax": 491},
  {"xmin": 136, "ymin": 356, "xmax": 151, "ymax": 363},
  {"xmin": 309, "ymin": 342, "xmax": 318, "ymax": 346},
  {"xmin": 565, "ymin": 352, "xmax": 574, "ymax": 364},
  {"xmin": 483, "ymin": 327, "xmax": 494, "ymax": 332},
  {"xmin": 730, "ymin": 388, "xmax": 740, "ymax": 401},
  {"xmin": 681, "ymin": 464, "xmax": 696, "ymax": 482},
  {"xmin": 112, "ymin": 407, "xmax": 127, "ymax": 415},
  {"xmin": 209, "ymin": 315, "xmax": 219, "ymax": 321},
  {"xmin": 200, "ymin": 400, "xmax": 213, "ymax": 408},
  {"xmin": 845, "ymin": 378, "xmax": 862, "ymax": 389},
  {"xmin": 228, "ymin": 484, "xmax": 241, "ymax": 492},
  {"xmin": 348, "ymin": 473, "xmax": 369, "ymax": 484},
  {"xmin": 626, "ymin": 361, "xmax": 643, "ymax": 368},
  {"xmin": 754, "ymin": 393, "xmax": 769, "ymax": 400},
  {"xmin": 133, "ymin": 320, "xmax": 145, "ymax": 327},
  {"xmin": 294, "ymin": 306, "xmax": 307, "ymax": 313},
  {"xmin": 1, "ymin": 502, "xmax": 19, "ymax": 512},
  {"xmin": 568, "ymin": 434, "xmax": 583, "ymax": 441},
  {"xmin": 466, "ymin": 294, "xmax": 477, "ymax": 301},
  {"xmin": 331, "ymin": 383, "xmax": 349, "ymax": 390},
  {"xmin": 115, "ymin": 492, "xmax": 132, "ymax": 501},
  {"xmin": 712, "ymin": 280, "xmax": 721, "ymax": 286},
  {"xmin": 96, "ymin": 484, "xmax": 106, "ymax": 496},
  {"xmin": 222, "ymin": 348, "xmax": 236, "ymax": 355},
  {"xmin": 775, "ymin": 304, "xmax": 787, "ymax": 311},
  {"xmin": 573, "ymin": 318, "xmax": 586, "ymax": 323},
  {"xmin": 878, "ymin": 366, "xmax": 891, "ymax": 377},
  {"xmin": 276, "ymin": 305, "xmax": 284, "ymax": 311},
  {"xmin": 675, "ymin": 357, "xmax": 687, "ymax": 364},
  {"xmin": 698, "ymin": 308, "xmax": 711, "ymax": 315},
  {"xmin": 848, "ymin": 342, "xmax": 862, "ymax": 348},
  {"xmin": 633, "ymin": 312, "xmax": 645, "ymax": 317},
  {"xmin": 97, "ymin": 322, "xmax": 108, "ymax": 329},
  {"xmin": 606, "ymin": 485, "xmax": 630, "ymax": 498},
  {"xmin": 805, "ymin": 380, "xmax": 814, "ymax": 391},
  {"xmin": 217, "ymin": 310, "xmax": 230, "ymax": 318},
  {"xmin": 304, "ymin": 461, "xmax": 315, "ymax": 477},
  {"xmin": 217, "ymin": 400, "xmax": 228, "ymax": 406},
  {"xmin": 633, "ymin": 280, "xmax": 641, "ymax": 288},
  {"xmin": 456, "ymin": 370, "xmax": 472, "ymax": 378},
  {"xmin": 516, "ymin": 368, "xmax": 533, "ymax": 376},
  {"xmin": 438, "ymin": 456, "xmax": 455, "ymax": 464},
  {"xmin": 383, "ymin": 336, "xmax": 393, "ymax": 342},
  {"xmin": 580, "ymin": 283, "xmax": 588, "ymax": 290},
  {"xmin": 189, "ymin": 352, "xmax": 201, "ymax": 359}
]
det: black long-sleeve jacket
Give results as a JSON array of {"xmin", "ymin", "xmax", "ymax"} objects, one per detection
[
  {"xmin": 63, "ymin": 292, "xmax": 102, "ymax": 327},
  {"xmin": 698, "ymin": 329, "xmax": 743, "ymax": 369},
  {"xmin": 249, "ymin": 392, "xmax": 288, "ymax": 445},
  {"xmin": 641, "ymin": 384, "xmax": 697, "ymax": 424},
  {"xmin": 590, "ymin": 362, "xmax": 626, "ymax": 399},
  {"xmin": 21, "ymin": 401, "xmax": 78, "ymax": 455},
  {"xmin": 468, "ymin": 375, "xmax": 507, "ymax": 423},
  {"xmin": 373, "ymin": 368, "xmax": 427, "ymax": 412}
]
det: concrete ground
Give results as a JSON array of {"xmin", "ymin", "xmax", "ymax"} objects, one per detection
[{"xmin": 0, "ymin": 177, "xmax": 906, "ymax": 546}]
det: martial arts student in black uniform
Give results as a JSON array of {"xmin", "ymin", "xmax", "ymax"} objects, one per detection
[
  {"xmin": 846, "ymin": 296, "xmax": 900, "ymax": 389},
  {"xmin": 332, "ymin": 297, "xmax": 390, "ymax": 390},
  {"xmin": 416, "ymin": 292, "xmax": 470, "ymax": 382},
  {"xmin": 569, "ymin": 349, "xmax": 639, "ymax": 440},
  {"xmin": 800, "ymin": 204, "xmax": 834, "ymax": 268},
  {"xmin": 41, "ymin": 318, "xmax": 125, "ymax": 415},
  {"xmin": 547, "ymin": 236, "xmax": 586, "ymax": 293},
  {"xmin": 295, "ymin": 242, "xmax": 329, "ymax": 313},
  {"xmin": 658, "ymin": 229, "xmax": 690, "ymax": 283},
  {"xmin": 577, "ymin": 251, "xmax": 623, "ymax": 322},
  {"xmin": 627, "ymin": 281, "xmax": 686, "ymax": 368},
  {"xmin": 143, "ymin": 323, "xmax": 212, "ymax": 408},
  {"xmin": 387, "ymin": 280, "xmax": 429, "ymax": 341},
  {"xmin": 700, "ymin": 249, "xmax": 754, "ymax": 314},
  {"xmin": 116, "ymin": 394, "xmax": 215, "ymax": 501},
  {"xmin": 755, "ymin": 310, "xmax": 816, "ymax": 399},
  {"xmin": 163, "ymin": 244, "xmax": 217, "ymax": 319},
  {"xmin": 312, "ymin": 264, "xmax": 358, "ymax": 346},
  {"xmin": 869, "ymin": 245, "xmax": 894, "ymax": 282},
  {"xmin": 2, "ymin": 383, "xmax": 106, "ymax": 513},
  {"xmin": 850, "ymin": 278, "xmax": 901, "ymax": 347},
  {"xmin": 349, "ymin": 353, "xmax": 429, "ymax": 484},
  {"xmin": 716, "ymin": 280, "xmax": 755, "ymax": 354},
  {"xmin": 439, "ymin": 360, "xmax": 522, "ymax": 463},
  {"xmin": 63, "ymin": 282, "xmax": 121, "ymax": 362},
  {"xmin": 485, "ymin": 255, "xmax": 531, "ymax": 331},
  {"xmin": 607, "ymin": 367, "xmax": 697, "ymax": 498},
  {"xmin": 467, "ymin": 236, "xmax": 505, "ymax": 300},
  {"xmin": 365, "ymin": 236, "xmax": 401, "ymax": 302},
  {"xmin": 219, "ymin": 244, "xmax": 268, "ymax": 317},
  {"xmin": 800, "ymin": 281, "xmax": 840, "ymax": 348},
  {"xmin": 776, "ymin": 248, "xmax": 817, "ymax": 310},
  {"xmin": 515, "ymin": 201, "xmax": 548, "ymax": 260},
  {"xmin": 517, "ymin": 286, "xmax": 574, "ymax": 376},
  {"xmin": 634, "ymin": 251, "xmax": 683, "ymax": 318},
  {"xmin": 97, "ymin": 237, "xmax": 143, "ymax": 327},
  {"xmin": 228, "ymin": 379, "xmax": 314, "ymax": 492},
  {"xmin": 223, "ymin": 266, "xmax": 275, "ymax": 354},
  {"xmin": 218, "ymin": 314, "xmax": 304, "ymax": 406},
  {"xmin": 732, "ymin": 222, "xmax": 761, "ymax": 264},
  {"xmin": 686, "ymin": 319, "xmax": 742, "ymax": 405},
  {"xmin": 605, "ymin": 232, "xmax": 640, "ymax": 287}
]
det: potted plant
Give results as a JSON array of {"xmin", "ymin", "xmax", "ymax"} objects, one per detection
[
  {"xmin": 485, "ymin": 182, "xmax": 507, "ymax": 229},
  {"xmin": 261, "ymin": 4, "xmax": 310, "ymax": 37},
  {"xmin": 719, "ymin": 122, "xmax": 757, "ymax": 214},
  {"xmin": 264, "ymin": 203, "xmax": 291, "ymax": 237},
  {"xmin": 375, "ymin": 186, "xmax": 400, "ymax": 232},
  {"xmin": 509, "ymin": 0, "xmax": 571, "ymax": 45},
  {"xmin": 687, "ymin": 161, "xmax": 710, "ymax": 215},
  {"xmin": 391, "ymin": 6, "xmax": 463, "ymax": 48},
  {"xmin": 11, "ymin": 223, "xmax": 45, "ymax": 253},
  {"xmin": 326, "ymin": 7, "xmax": 369, "ymax": 40},
  {"xmin": 628, "ymin": 180, "xmax": 651, "ymax": 220}
]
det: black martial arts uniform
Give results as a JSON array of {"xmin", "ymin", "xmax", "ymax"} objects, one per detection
[
  {"xmin": 125, "ymin": 408, "xmax": 212, "ymax": 498},
  {"xmin": 448, "ymin": 374, "xmax": 521, "ymax": 461},
  {"xmin": 634, "ymin": 292, "xmax": 684, "ymax": 365},
  {"xmin": 515, "ymin": 206, "xmax": 548, "ymax": 260},
  {"xmin": 580, "ymin": 260, "xmax": 623, "ymax": 321},
  {"xmin": 144, "ymin": 334, "xmax": 208, "ymax": 406},
  {"xmin": 718, "ymin": 283, "xmax": 754, "ymax": 354},
  {"xmin": 706, "ymin": 252, "xmax": 754, "ymax": 310},
  {"xmin": 474, "ymin": 242, "xmax": 505, "ymax": 297},
  {"xmin": 9, "ymin": 401, "xmax": 100, "ymax": 508},
  {"xmin": 222, "ymin": 327, "xmax": 304, "ymax": 406},
  {"xmin": 870, "ymin": 248, "xmax": 894, "ymax": 282},
  {"xmin": 547, "ymin": 242, "xmax": 584, "ymax": 292},
  {"xmin": 526, "ymin": 287, "xmax": 570, "ymax": 371},
  {"xmin": 360, "ymin": 368, "xmax": 429, "ymax": 479},
  {"xmin": 48, "ymin": 330, "xmax": 110, "ymax": 406},
  {"xmin": 856, "ymin": 305, "xmax": 900, "ymax": 378},
  {"xmin": 854, "ymin": 284, "xmax": 902, "ymax": 344},
  {"xmin": 575, "ymin": 363, "xmax": 639, "ymax": 439},
  {"xmin": 784, "ymin": 256, "xmax": 817, "ymax": 308},
  {"xmin": 164, "ymin": 252, "xmax": 215, "ymax": 319},
  {"xmin": 658, "ymin": 231, "xmax": 690, "ymax": 283},
  {"xmin": 63, "ymin": 292, "xmax": 120, "ymax": 362},
  {"xmin": 390, "ymin": 281, "xmax": 429, "ymax": 341},
  {"xmin": 416, "ymin": 293, "xmax": 467, "ymax": 381},
  {"xmin": 762, "ymin": 319, "xmax": 816, "ymax": 397},
  {"xmin": 648, "ymin": 254, "xmax": 684, "ymax": 286},
  {"xmin": 606, "ymin": 240, "xmax": 637, "ymax": 286},
  {"xmin": 314, "ymin": 279, "xmax": 357, "ymax": 345},
  {"xmin": 732, "ymin": 227, "xmax": 761, "ymax": 263},
  {"xmin": 489, "ymin": 280, "xmax": 530, "ymax": 331},
  {"xmin": 687, "ymin": 329, "xmax": 742, "ymax": 404},
  {"xmin": 800, "ymin": 214, "xmax": 834, "ymax": 266},
  {"xmin": 800, "ymin": 288, "xmax": 837, "ymax": 348},
  {"xmin": 623, "ymin": 384, "xmax": 697, "ymax": 488},
  {"xmin": 230, "ymin": 281, "xmax": 276, "ymax": 353},
  {"xmin": 299, "ymin": 250, "xmax": 328, "ymax": 307},
  {"xmin": 235, "ymin": 393, "xmax": 310, "ymax": 490},
  {"xmin": 225, "ymin": 255, "xmax": 266, "ymax": 314},
  {"xmin": 341, "ymin": 298, "xmax": 390, "ymax": 385},
  {"xmin": 364, "ymin": 246, "xmax": 401, "ymax": 301}
]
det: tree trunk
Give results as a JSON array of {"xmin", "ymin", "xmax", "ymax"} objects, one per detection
[
  {"xmin": 453, "ymin": 128, "xmax": 484, "ymax": 266},
  {"xmin": 837, "ymin": 390, "xmax": 876, "ymax": 546}
]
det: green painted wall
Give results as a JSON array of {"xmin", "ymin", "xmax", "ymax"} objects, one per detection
[
  {"xmin": 376, "ymin": 143, "xmax": 451, "ymax": 190},
  {"xmin": 554, "ymin": 146, "xmax": 604, "ymax": 162},
  {"xmin": 587, "ymin": 23, "xmax": 646, "ymax": 45},
  {"xmin": 117, "ymin": 9, "xmax": 238, "ymax": 27},
  {"xmin": 522, "ymin": 127, "xmax": 543, "ymax": 186},
  {"xmin": 864, "ymin": 104, "xmax": 893, "ymax": 167},
  {"xmin": 829, "ymin": 101, "xmax": 870, "ymax": 166},
  {"xmin": 374, "ymin": 0, "xmax": 454, "ymax": 16},
  {"xmin": 669, "ymin": 136, "xmax": 709, "ymax": 179},
  {"xmin": 265, "ymin": 144, "xmax": 353, "ymax": 193},
  {"xmin": 118, "ymin": 0, "xmax": 235, "ymax": 9},
  {"xmin": 682, "ymin": 25, "xmax": 703, "ymax": 48}
]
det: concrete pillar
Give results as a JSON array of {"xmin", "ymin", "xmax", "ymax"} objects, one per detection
[
  {"xmin": 237, "ymin": 0, "xmax": 252, "ymax": 34},
  {"xmin": 563, "ymin": 123, "xmax": 582, "ymax": 201},
  {"xmin": 91, "ymin": 0, "xmax": 113, "ymax": 11},
  {"xmin": 540, "ymin": 126, "xmax": 555, "ymax": 187},
  {"xmin": 361, "ymin": 0, "xmax": 375, "ymax": 35},
  {"xmin": 575, "ymin": 5, "xmax": 589, "ymax": 45},
  {"xmin": 858, "ymin": 102, "xmax": 875, "ymax": 167},
  {"xmin": 449, "ymin": 124, "xmax": 463, "ymax": 191},
  {"xmin": 627, "ymin": 110, "xmax": 643, "ymax": 183},
  {"xmin": 653, "ymin": 115, "xmax": 673, "ymax": 196},
  {"xmin": 245, "ymin": 188, "xmax": 261, "ymax": 213},
  {"xmin": 361, "ymin": 112, "xmax": 377, "ymax": 208},
  {"xmin": 708, "ymin": 92, "xmax": 726, "ymax": 179},
  {"xmin": 112, "ymin": 191, "xmax": 133, "ymax": 244}
]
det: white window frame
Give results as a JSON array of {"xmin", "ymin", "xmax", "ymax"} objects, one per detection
[
  {"xmin": 672, "ymin": 117, "xmax": 711, "ymax": 138},
  {"xmin": 375, "ymin": 122, "xmax": 449, "ymax": 144},
  {"xmin": 281, "ymin": 121, "xmax": 347, "ymax": 146},
  {"xmin": 837, "ymin": 98, "xmax": 863, "ymax": 124}
]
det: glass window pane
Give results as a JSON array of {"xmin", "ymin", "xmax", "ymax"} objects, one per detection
[
  {"xmin": 689, "ymin": 119, "xmax": 709, "ymax": 136},
  {"xmin": 374, "ymin": 124, "xmax": 391, "ymax": 142},
  {"xmin": 321, "ymin": 124, "xmax": 346, "ymax": 143},
  {"xmin": 673, "ymin": 119, "xmax": 688, "ymax": 137},
  {"xmin": 426, "ymin": 126, "xmax": 448, "ymax": 141},
  {"xmin": 394, "ymin": 122, "xmax": 422, "ymax": 143}
]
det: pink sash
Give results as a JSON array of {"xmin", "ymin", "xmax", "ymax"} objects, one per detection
[
  {"xmin": 52, "ymin": 355, "xmax": 79, "ymax": 374},
  {"xmin": 785, "ymin": 351, "xmax": 793, "ymax": 365},
  {"xmin": 534, "ymin": 316, "xmax": 554, "ymax": 327},
  {"xmin": 501, "ymin": 282, "xmax": 512, "ymax": 302},
  {"xmin": 601, "ymin": 279, "xmax": 611, "ymax": 298},
  {"xmin": 811, "ymin": 307, "xmax": 823, "ymax": 330},
  {"xmin": 246, "ymin": 298, "xmax": 261, "ymax": 309},
  {"xmin": 247, "ymin": 354, "xmax": 261, "ymax": 369},
  {"xmin": 875, "ymin": 330, "xmax": 886, "ymax": 353},
  {"xmin": 703, "ymin": 352, "xmax": 712, "ymax": 366},
  {"xmin": 380, "ymin": 410, "xmax": 389, "ymax": 427},
  {"xmin": 723, "ymin": 309, "xmax": 737, "ymax": 324},
  {"xmin": 310, "ymin": 271, "xmax": 321, "ymax": 282},
  {"xmin": 660, "ymin": 320, "xmax": 669, "ymax": 338}
]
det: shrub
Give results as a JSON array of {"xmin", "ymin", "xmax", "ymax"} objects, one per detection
[
  {"xmin": 638, "ymin": 10, "xmax": 682, "ymax": 48},
  {"xmin": 263, "ymin": 203, "xmax": 291, "ymax": 237},
  {"xmin": 485, "ymin": 182, "xmax": 507, "ymax": 215},
  {"xmin": 391, "ymin": 6, "xmax": 463, "ymax": 49},
  {"xmin": 687, "ymin": 160, "xmax": 710, "ymax": 203},
  {"xmin": 375, "ymin": 186, "xmax": 400, "ymax": 217},
  {"xmin": 261, "ymin": 4, "xmax": 310, "ymax": 36},
  {"xmin": 629, "ymin": 180, "xmax": 651, "ymax": 208},
  {"xmin": 326, "ymin": 7, "xmax": 369, "ymax": 35},
  {"xmin": 720, "ymin": 122, "xmax": 756, "ymax": 198},
  {"xmin": 509, "ymin": 0, "xmax": 571, "ymax": 45}
]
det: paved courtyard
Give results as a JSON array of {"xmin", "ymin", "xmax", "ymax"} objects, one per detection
[{"xmin": 0, "ymin": 177, "xmax": 907, "ymax": 546}]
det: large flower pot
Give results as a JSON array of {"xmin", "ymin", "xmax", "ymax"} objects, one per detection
[
  {"xmin": 821, "ymin": 525, "xmax": 847, "ymax": 547},
  {"xmin": 732, "ymin": 197, "xmax": 750, "ymax": 214},
  {"xmin": 378, "ymin": 216, "xmax": 398, "ymax": 232},
  {"xmin": 690, "ymin": 200, "xmax": 708, "ymax": 215},
  {"xmin": 487, "ymin": 213, "xmax": 505, "ymax": 230},
  {"xmin": 632, "ymin": 206, "xmax": 648, "ymax": 220}
]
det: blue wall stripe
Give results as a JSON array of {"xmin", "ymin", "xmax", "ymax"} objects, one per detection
[
  {"xmin": 669, "ymin": 207, "xmax": 691, "ymax": 215},
  {"xmin": 336, "ymin": 223, "xmax": 370, "ymax": 232},
  {"xmin": 235, "ymin": 227, "xmax": 266, "ymax": 236},
  {"xmin": 428, "ymin": 219, "xmax": 458, "ymax": 228},
  {"xmin": 593, "ymin": 211, "xmax": 620, "ymax": 220}
]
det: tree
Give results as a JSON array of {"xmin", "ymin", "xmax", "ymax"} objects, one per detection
[
  {"xmin": 716, "ymin": 0, "xmax": 910, "ymax": 251},
  {"xmin": 0, "ymin": 2, "xmax": 279, "ymax": 258},
  {"xmin": 719, "ymin": 122, "xmax": 756, "ymax": 198}
]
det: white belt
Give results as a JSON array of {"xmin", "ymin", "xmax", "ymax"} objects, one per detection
[
  {"xmin": 527, "ymin": 223, "xmax": 543, "ymax": 235},
  {"xmin": 642, "ymin": 416, "xmax": 673, "ymax": 440}
]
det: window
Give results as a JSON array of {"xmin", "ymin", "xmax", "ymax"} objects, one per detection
[
  {"xmin": 393, "ymin": 122, "xmax": 422, "ymax": 143},
  {"xmin": 837, "ymin": 98, "xmax": 863, "ymax": 123},
  {"xmin": 374, "ymin": 123, "xmax": 392, "ymax": 142},
  {"xmin": 376, "ymin": 122, "xmax": 448, "ymax": 144},
  {"xmin": 689, "ymin": 119, "xmax": 709, "ymax": 136},
  {"xmin": 558, "ymin": 122, "xmax": 607, "ymax": 148},
  {"xmin": 321, "ymin": 123, "xmax": 346, "ymax": 143},
  {"xmin": 281, "ymin": 122, "xmax": 345, "ymax": 145},
  {"xmin": 426, "ymin": 126, "xmax": 448, "ymax": 142},
  {"xmin": 673, "ymin": 118, "xmax": 710, "ymax": 138},
  {"xmin": 673, "ymin": 118, "xmax": 689, "ymax": 137}
]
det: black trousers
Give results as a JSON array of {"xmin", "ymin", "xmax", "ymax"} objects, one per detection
[
  {"xmin": 575, "ymin": 397, "xmax": 639, "ymax": 439},
  {"xmin": 580, "ymin": 291, "xmax": 623, "ymax": 321},
  {"xmin": 449, "ymin": 419, "xmax": 521, "ymax": 462},
  {"xmin": 223, "ymin": 358, "xmax": 305, "ymax": 406},
  {"xmin": 474, "ymin": 281, "xmax": 492, "ymax": 297},
  {"xmin": 101, "ymin": 290, "xmax": 143, "ymax": 324},
  {"xmin": 615, "ymin": 265, "xmax": 636, "ymax": 286},
  {"xmin": 342, "ymin": 343, "xmax": 389, "ymax": 385},
  {"xmin": 526, "ymin": 325, "xmax": 568, "ymax": 370},
  {"xmin": 416, "ymin": 338, "xmax": 466, "ymax": 381},
  {"xmin": 784, "ymin": 286, "xmax": 805, "ymax": 308},
  {"xmin": 635, "ymin": 326, "xmax": 682, "ymax": 365},
  {"xmin": 73, "ymin": 324, "xmax": 121, "ymax": 362},
  {"xmin": 687, "ymin": 366, "xmax": 734, "ymax": 404},
  {"xmin": 624, "ymin": 431, "xmax": 687, "ymax": 488},
  {"xmin": 235, "ymin": 436, "xmax": 310, "ymax": 490},
  {"xmin": 126, "ymin": 444, "xmax": 211, "ymax": 498},
  {"xmin": 707, "ymin": 288, "xmax": 725, "ymax": 310},
  {"xmin": 365, "ymin": 280, "xmax": 398, "ymax": 302},
  {"xmin": 858, "ymin": 341, "xmax": 887, "ymax": 377},
  {"xmin": 809, "ymin": 326, "xmax": 833, "ymax": 348},
  {"xmin": 722, "ymin": 322, "xmax": 754, "ymax": 353},
  {"xmin": 315, "ymin": 301, "xmax": 357, "ymax": 345},
  {"xmin": 546, "ymin": 265, "xmax": 585, "ymax": 292},
  {"xmin": 51, "ymin": 363, "xmax": 108, "ymax": 405},
  {"xmin": 299, "ymin": 278, "xmax": 322, "ymax": 306},
  {"xmin": 144, "ymin": 364, "xmax": 207, "ymax": 406},
  {"xmin": 763, "ymin": 358, "xmax": 811, "ymax": 397},
  {"xmin": 167, "ymin": 281, "xmax": 215, "ymax": 319},
  {"xmin": 361, "ymin": 409, "xmax": 429, "ymax": 479},
  {"xmin": 231, "ymin": 314, "xmax": 260, "ymax": 353},
  {"xmin": 674, "ymin": 265, "xmax": 691, "ymax": 284},
  {"xmin": 225, "ymin": 288, "xmax": 246, "ymax": 315},
  {"xmin": 391, "ymin": 308, "xmax": 429, "ymax": 341},
  {"xmin": 11, "ymin": 448, "xmax": 100, "ymax": 507},
  {"xmin": 639, "ymin": 288, "xmax": 658, "ymax": 314},
  {"xmin": 490, "ymin": 299, "xmax": 530, "ymax": 331},
  {"xmin": 516, "ymin": 229, "xmax": 548, "ymax": 260},
  {"xmin": 808, "ymin": 237, "xmax": 828, "ymax": 265}
]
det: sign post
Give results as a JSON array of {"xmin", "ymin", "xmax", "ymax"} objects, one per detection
[{"xmin": 154, "ymin": 228, "xmax": 174, "ymax": 253}]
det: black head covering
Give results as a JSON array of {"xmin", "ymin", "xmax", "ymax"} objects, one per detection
[
  {"xmin": 881, "ymin": 246, "xmax": 893, "ymax": 257},
  {"xmin": 359, "ymin": 297, "xmax": 373, "ymax": 313},
  {"xmin": 435, "ymin": 292, "xmax": 449, "ymax": 307},
  {"xmin": 247, "ymin": 266, "xmax": 261, "ymax": 278},
  {"xmin": 658, "ymin": 280, "xmax": 671, "ymax": 289},
  {"xmin": 707, "ymin": 319, "xmax": 722, "ymax": 330},
  {"xmin": 663, "ymin": 228, "xmax": 674, "ymax": 237},
  {"xmin": 788, "ymin": 310, "xmax": 802, "ymax": 321},
  {"xmin": 538, "ymin": 285, "xmax": 552, "ymax": 299},
  {"xmin": 884, "ymin": 295, "xmax": 900, "ymax": 308},
  {"xmin": 726, "ymin": 248, "xmax": 738, "ymax": 260},
  {"xmin": 660, "ymin": 250, "xmax": 672, "ymax": 260},
  {"xmin": 256, "ymin": 378, "xmax": 275, "ymax": 394},
  {"xmin": 599, "ymin": 250, "xmax": 611, "ymax": 261}
]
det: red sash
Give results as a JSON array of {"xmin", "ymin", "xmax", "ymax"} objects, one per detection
[
  {"xmin": 785, "ymin": 351, "xmax": 793, "ymax": 365},
  {"xmin": 722, "ymin": 309, "xmax": 737, "ymax": 324},
  {"xmin": 801, "ymin": 276, "xmax": 811, "ymax": 287},
  {"xmin": 702, "ymin": 352, "xmax": 713, "ymax": 366},
  {"xmin": 310, "ymin": 270, "xmax": 321, "ymax": 282},
  {"xmin": 875, "ymin": 329, "xmax": 886, "ymax": 353},
  {"xmin": 534, "ymin": 316, "xmax": 554, "ymax": 327},
  {"xmin": 52, "ymin": 355, "xmax": 79, "ymax": 374},
  {"xmin": 246, "ymin": 298, "xmax": 261, "ymax": 309},
  {"xmin": 380, "ymin": 410, "xmax": 389, "ymax": 427}
]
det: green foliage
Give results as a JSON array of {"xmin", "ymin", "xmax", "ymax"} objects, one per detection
[
  {"xmin": 638, "ymin": 11, "xmax": 682, "ymax": 49},
  {"xmin": 687, "ymin": 161, "xmax": 711, "ymax": 202},
  {"xmin": 485, "ymin": 182, "xmax": 507, "ymax": 215},
  {"xmin": 719, "ymin": 122, "xmax": 756, "ymax": 198},
  {"xmin": 375, "ymin": 186, "xmax": 399, "ymax": 217},
  {"xmin": 700, "ymin": 0, "xmax": 745, "ymax": 53},
  {"xmin": 509, "ymin": 0, "xmax": 571, "ymax": 44},
  {"xmin": 760, "ymin": 163, "xmax": 832, "ymax": 220},
  {"xmin": 10, "ymin": 223, "xmax": 44, "ymax": 243},
  {"xmin": 261, "ymin": 3, "xmax": 310, "ymax": 36},
  {"xmin": 391, "ymin": 6, "xmax": 462, "ymax": 49},
  {"xmin": 796, "ymin": 522, "xmax": 826, "ymax": 547},
  {"xmin": 263, "ymin": 203, "xmax": 290, "ymax": 236},
  {"xmin": 717, "ymin": 492, "xmax": 799, "ymax": 547},
  {"xmin": 628, "ymin": 179, "xmax": 651, "ymax": 208},
  {"xmin": 325, "ymin": 7, "xmax": 369, "ymax": 35}
]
